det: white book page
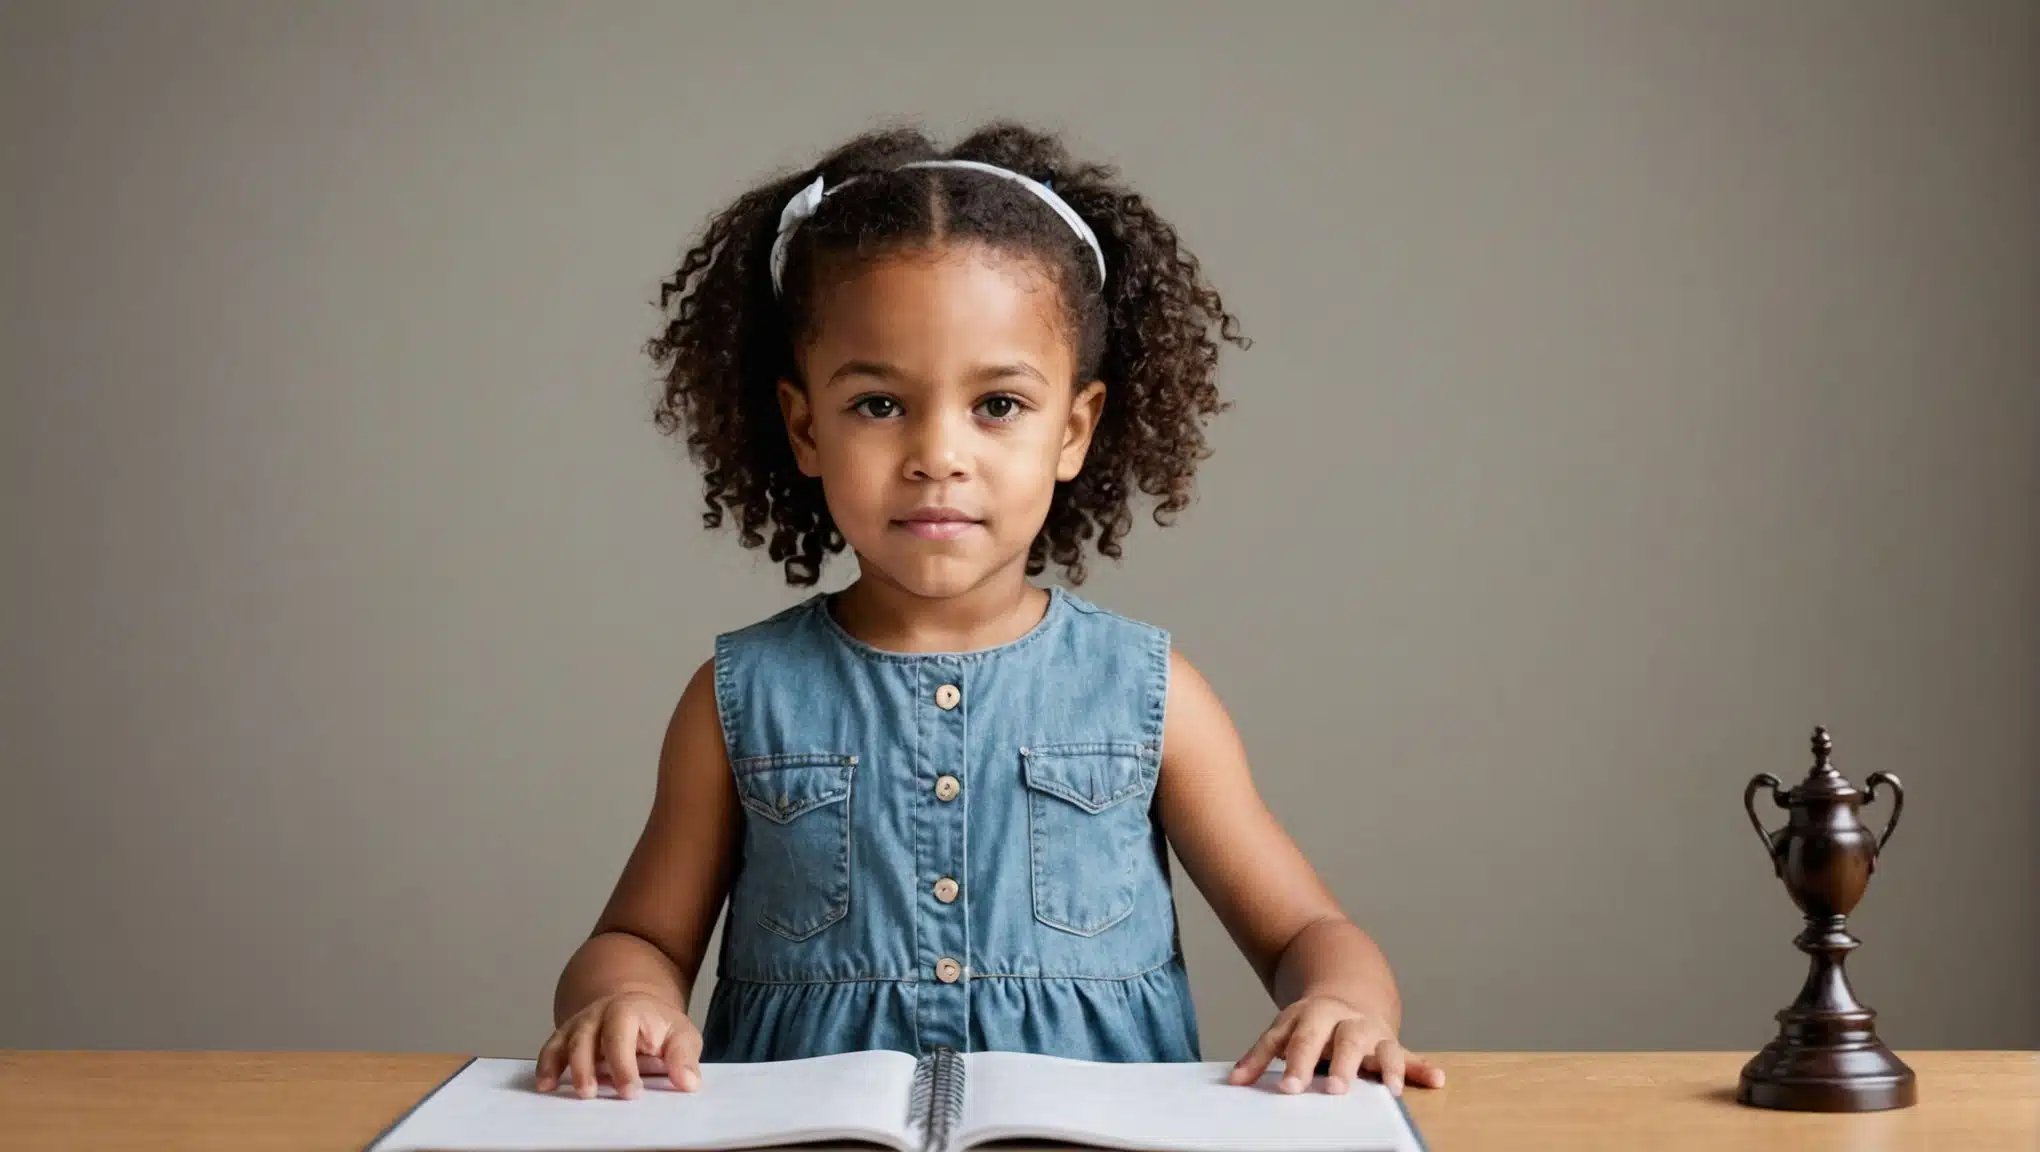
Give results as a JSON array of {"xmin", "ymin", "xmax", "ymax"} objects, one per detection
[
  {"xmin": 955, "ymin": 1053, "xmax": 1421, "ymax": 1152},
  {"xmin": 373, "ymin": 1051, "xmax": 924, "ymax": 1152}
]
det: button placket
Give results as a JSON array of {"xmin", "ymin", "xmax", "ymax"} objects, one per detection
[{"xmin": 918, "ymin": 661, "xmax": 970, "ymax": 1049}]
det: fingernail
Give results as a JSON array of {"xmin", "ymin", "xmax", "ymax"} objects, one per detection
[
  {"xmin": 1281, "ymin": 1076, "xmax": 1302, "ymax": 1093},
  {"xmin": 1389, "ymin": 1076, "xmax": 1403, "ymax": 1096},
  {"xmin": 1327, "ymin": 1076, "xmax": 1347, "ymax": 1094}
]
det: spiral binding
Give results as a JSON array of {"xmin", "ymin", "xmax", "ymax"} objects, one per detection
[{"xmin": 906, "ymin": 1045, "xmax": 967, "ymax": 1152}]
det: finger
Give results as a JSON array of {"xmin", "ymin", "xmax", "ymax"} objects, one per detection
[
  {"xmin": 1376, "ymin": 1039, "xmax": 1409, "ymax": 1097},
  {"xmin": 1405, "ymin": 1053, "xmax": 1446, "ymax": 1089},
  {"xmin": 1229, "ymin": 1018, "xmax": 1294, "ymax": 1086},
  {"xmin": 661, "ymin": 1020, "xmax": 704, "ymax": 1092},
  {"xmin": 1324, "ymin": 1020, "xmax": 1375, "ymax": 1095},
  {"xmin": 1279, "ymin": 1013, "xmax": 1337, "ymax": 1094},
  {"xmin": 536, "ymin": 1027, "xmax": 569, "ymax": 1092},
  {"xmin": 604, "ymin": 1005, "xmax": 644, "ymax": 1099},
  {"xmin": 567, "ymin": 1020, "xmax": 601, "ymax": 1100}
]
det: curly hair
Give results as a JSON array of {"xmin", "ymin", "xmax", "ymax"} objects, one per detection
[{"xmin": 647, "ymin": 119, "xmax": 1249, "ymax": 586}]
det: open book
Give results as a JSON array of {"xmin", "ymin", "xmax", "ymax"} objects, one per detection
[{"xmin": 368, "ymin": 1047, "xmax": 1428, "ymax": 1152}]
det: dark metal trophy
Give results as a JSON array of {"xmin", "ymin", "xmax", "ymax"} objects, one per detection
[{"xmin": 1738, "ymin": 726, "xmax": 1914, "ymax": 1111}]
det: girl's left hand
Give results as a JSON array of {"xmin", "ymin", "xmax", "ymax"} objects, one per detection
[{"xmin": 1227, "ymin": 994, "xmax": 1446, "ymax": 1096}]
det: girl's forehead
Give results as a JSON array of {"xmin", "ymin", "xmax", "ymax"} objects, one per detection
[{"xmin": 805, "ymin": 247, "xmax": 1075, "ymax": 375}]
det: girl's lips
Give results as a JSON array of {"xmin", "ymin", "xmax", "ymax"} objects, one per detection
[{"xmin": 895, "ymin": 518, "xmax": 982, "ymax": 541}]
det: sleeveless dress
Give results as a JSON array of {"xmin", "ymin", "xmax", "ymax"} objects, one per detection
[{"xmin": 697, "ymin": 585, "xmax": 1202, "ymax": 1063}]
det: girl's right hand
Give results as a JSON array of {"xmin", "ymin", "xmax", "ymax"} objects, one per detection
[{"xmin": 535, "ymin": 991, "xmax": 704, "ymax": 1099}]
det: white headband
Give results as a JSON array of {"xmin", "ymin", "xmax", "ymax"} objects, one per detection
[{"xmin": 767, "ymin": 159, "xmax": 1107, "ymax": 297}]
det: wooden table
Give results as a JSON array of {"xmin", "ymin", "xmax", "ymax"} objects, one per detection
[{"xmin": 1, "ymin": 1050, "xmax": 2033, "ymax": 1150}]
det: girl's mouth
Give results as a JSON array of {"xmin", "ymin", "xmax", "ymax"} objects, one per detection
[
  {"xmin": 895, "ymin": 518, "xmax": 982, "ymax": 541},
  {"xmin": 895, "ymin": 507, "xmax": 984, "ymax": 541}
]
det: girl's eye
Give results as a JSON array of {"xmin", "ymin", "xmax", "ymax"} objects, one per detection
[
  {"xmin": 977, "ymin": 395, "xmax": 1025, "ymax": 422},
  {"xmin": 852, "ymin": 396, "xmax": 900, "ymax": 419}
]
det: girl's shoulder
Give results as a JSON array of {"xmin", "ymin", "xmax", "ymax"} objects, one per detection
[
  {"xmin": 715, "ymin": 592, "xmax": 827, "ymax": 644},
  {"xmin": 1058, "ymin": 587, "xmax": 1160, "ymax": 626},
  {"xmin": 1056, "ymin": 587, "xmax": 1171, "ymax": 648},
  {"xmin": 711, "ymin": 593, "xmax": 835, "ymax": 680}
]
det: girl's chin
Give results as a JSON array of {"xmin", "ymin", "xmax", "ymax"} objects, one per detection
[{"xmin": 854, "ymin": 549, "xmax": 1009, "ymax": 600}]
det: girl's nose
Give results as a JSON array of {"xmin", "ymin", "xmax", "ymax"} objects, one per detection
[{"xmin": 904, "ymin": 416, "xmax": 970, "ymax": 480}]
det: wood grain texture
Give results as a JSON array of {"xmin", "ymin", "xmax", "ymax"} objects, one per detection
[
  {"xmin": 0, "ymin": 1051, "xmax": 469, "ymax": 1152},
  {"xmin": 1, "ymin": 1050, "xmax": 2033, "ymax": 1151},
  {"xmin": 1400, "ymin": 1051, "xmax": 2037, "ymax": 1150}
]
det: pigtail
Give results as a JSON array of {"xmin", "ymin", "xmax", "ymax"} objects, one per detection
[{"xmin": 648, "ymin": 177, "xmax": 798, "ymax": 551}]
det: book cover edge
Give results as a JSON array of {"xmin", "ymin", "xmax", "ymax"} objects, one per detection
[{"xmin": 1394, "ymin": 1093, "xmax": 1430, "ymax": 1152}]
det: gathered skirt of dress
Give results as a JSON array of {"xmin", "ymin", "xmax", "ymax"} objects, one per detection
[{"xmin": 698, "ymin": 959, "xmax": 1202, "ymax": 1063}]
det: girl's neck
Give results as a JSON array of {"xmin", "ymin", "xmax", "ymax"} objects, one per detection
[{"xmin": 827, "ymin": 571, "xmax": 1051, "ymax": 654}]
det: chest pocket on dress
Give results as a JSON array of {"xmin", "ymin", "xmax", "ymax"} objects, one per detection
[
  {"xmin": 1021, "ymin": 742, "xmax": 1154, "ymax": 936},
  {"xmin": 733, "ymin": 753, "xmax": 856, "ymax": 942}
]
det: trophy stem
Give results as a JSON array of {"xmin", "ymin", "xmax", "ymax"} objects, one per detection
[
  {"xmin": 1790, "ymin": 916, "xmax": 1867, "ymax": 1019},
  {"xmin": 1737, "ymin": 913, "xmax": 1916, "ymax": 1111}
]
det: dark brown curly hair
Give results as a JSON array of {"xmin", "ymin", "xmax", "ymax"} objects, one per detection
[{"xmin": 647, "ymin": 118, "xmax": 1249, "ymax": 586}]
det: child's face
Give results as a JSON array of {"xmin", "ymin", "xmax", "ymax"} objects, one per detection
[{"xmin": 779, "ymin": 245, "xmax": 1105, "ymax": 600}]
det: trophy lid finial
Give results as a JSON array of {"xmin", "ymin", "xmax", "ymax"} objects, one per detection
[{"xmin": 1797, "ymin": 725, "xmax": 1855, "ymax": 797}]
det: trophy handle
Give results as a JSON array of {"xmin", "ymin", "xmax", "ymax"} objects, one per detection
[
  {"xmin": 1863, "ymin": 770, "xmax": 1904, "ymax": 860},
  {"xmin": 1743, "ymin": 772, "xmax": 1788, "ymax": 875}
]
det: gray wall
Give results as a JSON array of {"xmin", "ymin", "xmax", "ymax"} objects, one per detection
[{"xmin": 4, "ymin": 1, "xmax": 2034, "ymax": 1057}]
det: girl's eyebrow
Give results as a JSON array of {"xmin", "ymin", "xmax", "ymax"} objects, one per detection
[{"xmin": 826, "ymin": 360, "xmax": 1049, "ymax": 389}]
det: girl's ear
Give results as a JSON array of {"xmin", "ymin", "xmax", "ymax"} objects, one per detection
[
  {"xmin": 777, "ymin": 378, "xmax": 823, "ymax": 477},
  {"xmin": 1056, "ymin": 380, "xmax": 1108, "ymax": 482}
]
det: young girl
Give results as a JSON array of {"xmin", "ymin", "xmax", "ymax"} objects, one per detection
[{"xmin": 535, "ymin": 120, "xmax": 1444, "ymax": 1104}]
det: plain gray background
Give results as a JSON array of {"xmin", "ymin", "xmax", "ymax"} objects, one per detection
[{"xmin": 4, "ymin": 1, "xmax": 2035, "ymax": 1059}]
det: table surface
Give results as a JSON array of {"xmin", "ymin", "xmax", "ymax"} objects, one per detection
[{"xmin": 1, "ymin": 1050, "xmax": 2034, "ymax": 1151}]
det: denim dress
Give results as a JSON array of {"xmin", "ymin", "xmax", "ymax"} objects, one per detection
[{"xmin": 697, "ymin": 585, "xmax": 1202, "ymax": 1063}]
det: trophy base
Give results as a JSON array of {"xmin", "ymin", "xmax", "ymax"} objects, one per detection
[{"xmin": 1737, "ymin": 1036, "xmax": 1916, "ymax": 1112}]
